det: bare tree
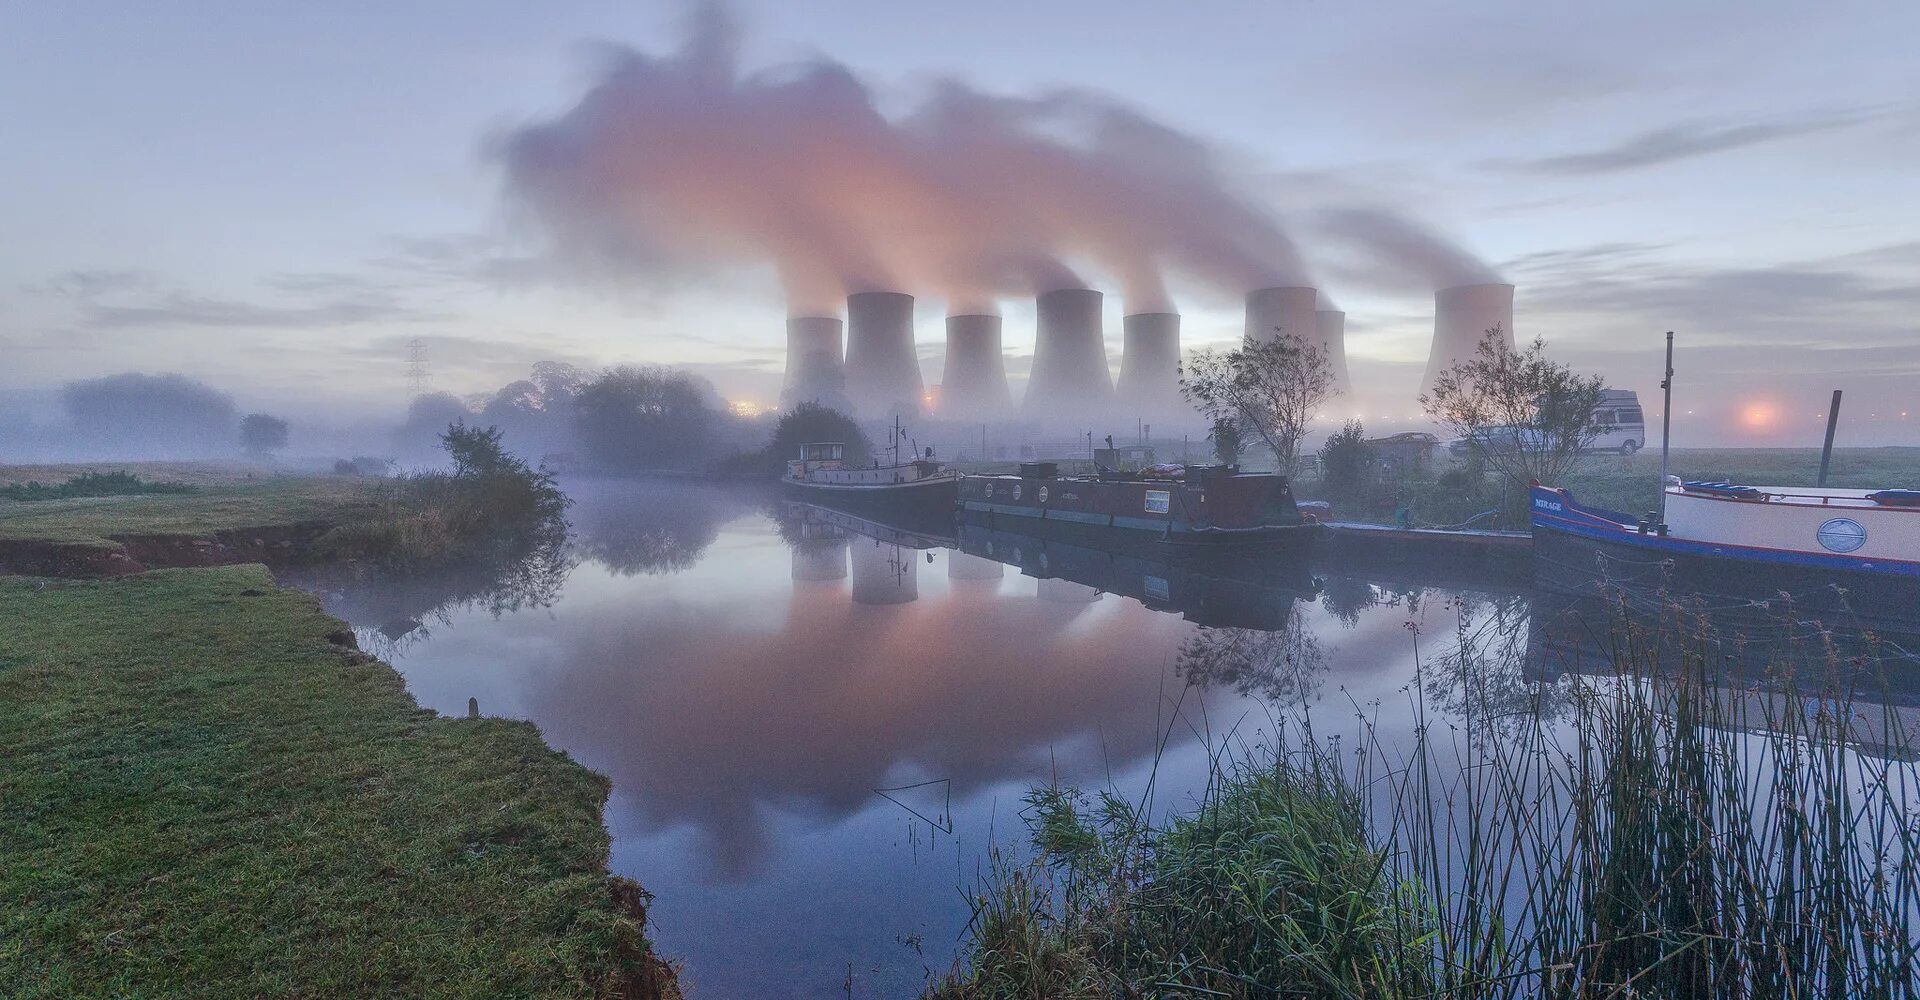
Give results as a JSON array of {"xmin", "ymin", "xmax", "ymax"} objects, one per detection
[
  {"xmin": 1421, "ymin": 326, "xmax": 1606, "ymax": 495},
  {"xmin": 1180, "ymin": 332, "xmax": 1336, "ymax": 476}
]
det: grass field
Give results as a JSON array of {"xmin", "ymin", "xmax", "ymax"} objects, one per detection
[
  {"xmin": 0, "ymin": 460, "xmax": 286, "ymax": 488},
  {"xmin": 0, "ymin": 477, "xmax": 381, "ymax": 550},
  {"xmin": 1556, "ymin": 445, "xmax": 1920, "ymax": 515},
  {"xmin": 0, "ymin": 566, "xmax": 674, "ymax": 999}
]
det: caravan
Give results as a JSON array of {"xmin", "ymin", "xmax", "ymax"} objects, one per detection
[{"xmin": 1588, "ymin": 389, "xmax": 1647, "ymax": 454}]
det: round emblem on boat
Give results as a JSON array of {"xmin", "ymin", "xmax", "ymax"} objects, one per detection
[
  {"xmin": 1815, "ymin": 517, "xmax": 1867, "ymax": 553},
  {"xmin": 1039, "ymin": 486, "xmax": 1048, "ymax": 503}
]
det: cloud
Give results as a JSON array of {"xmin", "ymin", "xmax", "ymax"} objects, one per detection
[
  {"xmin": 1492, "ymin": 113, "xmax": 1872, "ymax": 176},
  {"xmin": 37, "ymin": 268, "xmax": 435, "ymax": 330}
]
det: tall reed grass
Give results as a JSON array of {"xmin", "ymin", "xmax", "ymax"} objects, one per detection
[{"xmin": 929, "ymin": 602, "xmax": 1920, "ymax": 998}]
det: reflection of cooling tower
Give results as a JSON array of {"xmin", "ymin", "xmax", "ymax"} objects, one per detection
[
  {"xmin": 791, "ymin": 538, "xmax": 849, "ymax": 582},
  {"xmin": 1038, "ymin": 578, "xmax": 1102, "ymax": 604},
  {"xmin": 844, "ymin": 292, "xmax": 923, "ymax": 416},
  {"xmin": 940, "ymin": 314, "xmax": 1012, "ymax": 420},
  {"xmin": 946, "ymin": 551, "xmax": 1005, "ymax": 583},
  {"xmin": 1423, "ymin": 284, "xmax": 1516, "ymax": 395},
  {"xmin": 851, "ymin": 540, "xmax": 918, "ymax": 605},
  {"xmin": 1024, "ymin": 289, "xmax": 1113, "ymax": 420},
  {"xmin": 780, "ymin": 316, "xmax": 846, "ymax": 411},
  {"xmin": 1315, "ymin": 310, "xmax": 1353, "ymax": 397},
  {"xmin": 1116, "ymin": 313, "xmax": 1187, "ymax": 421},
  {"xmin": 1244, "ymin": 287, "xmax": 1318, "ymax": 345}
]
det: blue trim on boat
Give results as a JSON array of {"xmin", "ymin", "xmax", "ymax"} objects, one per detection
[
  {"xmin": 1531, "ymin": 486, "xmax": 1920, "ymax": 579},
  {"xmin": 959, "ymin": 500, "xmax": 1182, "ymax": 533}
]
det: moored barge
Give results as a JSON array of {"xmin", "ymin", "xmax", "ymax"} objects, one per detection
[{"xmin": 958, "ymin": 462, "xmax": 1320, "ymax": 550}]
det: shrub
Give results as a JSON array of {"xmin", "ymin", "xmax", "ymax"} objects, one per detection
[{"xmin": 1317, "ymin": 420, "xmax": 1375, "ymax": 499}]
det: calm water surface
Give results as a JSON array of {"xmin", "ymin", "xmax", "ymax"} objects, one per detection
[{"xmin": 309, "ymin": 480, "xmax": 1585, "ymax": 998}]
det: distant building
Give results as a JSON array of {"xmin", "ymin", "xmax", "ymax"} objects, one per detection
[{"xmin": 1366, "ymin": 432, "xmax": 1439, "ymax": 476}]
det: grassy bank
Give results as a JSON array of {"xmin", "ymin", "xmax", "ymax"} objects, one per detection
[
  {"xmin": 0, "ymin": 477, "xmax": 380, "ymax": 551},
  {"xmin": 0, "ymin": 565, "xmax": 674, "ymax": 998}
]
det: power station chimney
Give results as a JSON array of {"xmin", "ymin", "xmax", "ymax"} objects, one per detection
[
  {"xmin": 1314, "ymin": 309, "xmax": 1353, "ymax": 397},
  {"xmin": 844, "ymin": 291, "xmax": 923, "ymax": 417},
  {"xmin": 780, "ymin": 316, "xmax": 847, "ymax": 412},
  {"xmin": 1116, "ymin": 312, "xmax": 1186, "ymax": 424},
  {"xmin": 1244, "ymin": 287, "xmax": 1318, "ymax": 345},
  {"xmin": 1423, "ymin": 283, "xmax": 1515, "ymax": 396},
  {"xmin": 1024, "ymin": 288, "xmax": 1112, "ymax": 422},
  {"xmin": 940, "ymin": 314, "xmax": 1012, "ymax": 421}
]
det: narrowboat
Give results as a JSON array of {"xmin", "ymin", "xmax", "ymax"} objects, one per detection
[
  {"xmin": 1532, "ymin": 478, "xmax": 1920, "ymax": 628},
  {"xmin": 957, "ymin": 462, "xmax": 1319, "ymax": 550}
]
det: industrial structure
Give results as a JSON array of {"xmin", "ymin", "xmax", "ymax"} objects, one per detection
[
  {"xmin": 1023, "ymin": 288, "xmax": 1113, "ymax": 422},
  {"xmin": 1315, "ymin": 309, "xmax": 1353, "ymax": 397},
  {"xmin": 844, "ymin": 291, "xmax": 923, "ymax": 417},
  {"xmin": 1423, "ymin": 283, "xmax": 1516, "ymax": 395},
  {"xmin": 939, "ymin": 314, "xmax": 1013, "ymax": 421},
  {"xmin": 1115, "ymin": 312, "xmax": 1186, "ymax": 423},
  {"xmin": 1244, "ymin": 287, "xmax": 1318, "ymax": 345},
  {"xmin": 780, "ymin": 316, "xmax": 847, "ymax": 411}
]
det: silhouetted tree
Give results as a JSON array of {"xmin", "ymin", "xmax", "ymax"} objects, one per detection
[
  {"xmin": 1316, "ymin": 420, "xmax": 1374, "ymax": 500},
  {"xmin": 1182, "ymin": 332, "xmax": 1337, "ymax": 476},
  {"xmin": 61, "ymin": 372, "xmax": 238, "ymax": 458},
  {"xmin": 1421, "ymin": 326, "xmax": 1606, "ymax": 498},
  {"xmin": 572, "ymin": 366, "xmax": 718, "ymax": 471},
  {"xmin": 393, "ymin": 392, "xmax": 472, "ymax": 461},
  {"xmin": 1208, "ymin": 417, "xmax": 1243, "ymax": 466},
  {"xmin": 239, "ymin": 413, "xmax": 290, "ymax": 458}
]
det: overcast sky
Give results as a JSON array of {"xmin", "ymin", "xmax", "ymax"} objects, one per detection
[{"xmin": 2, "ymin": 0, "xmax": 1916, "ymax": 444}]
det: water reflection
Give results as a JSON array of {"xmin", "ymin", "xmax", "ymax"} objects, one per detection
[{"xmin": 304, "ymin": 482, "xmax": 1920, "ymax": 997}]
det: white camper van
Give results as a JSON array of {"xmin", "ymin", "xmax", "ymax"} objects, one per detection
[{"xmin": 1588, "ymin": 389, "xmax": 1647, "ymax": 454}]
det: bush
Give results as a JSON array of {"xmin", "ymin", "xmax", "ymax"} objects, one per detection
[
  {"xmin": 1317, "ymin": 420, "xmax": 1374, "ymax": 499},
  {"xmin": 0, "ymin": 471, "xmax": 196, "ymax": 502}
]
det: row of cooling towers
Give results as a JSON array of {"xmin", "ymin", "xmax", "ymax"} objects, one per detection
[{"xmin": 781, "ymin": 284, "xmax": 1517, "ymax": 424}]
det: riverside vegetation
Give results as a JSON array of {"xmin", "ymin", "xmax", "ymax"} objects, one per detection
[
  {"xmin": 0, "ymin": 425, "xmax": 678, "ymax": 998},
  {"xmin": 928, "ymin": 602, "xmax": 1920, "ymax": 999}
]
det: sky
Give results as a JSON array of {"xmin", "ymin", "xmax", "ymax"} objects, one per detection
[{"xmin": 2, "ymin": 0, "xmax": 1917, "ymax": 445}]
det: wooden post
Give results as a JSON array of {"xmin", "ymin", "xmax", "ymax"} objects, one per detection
[{"xmin": 1818, "ymin": 389, "xmax": 1843, "ymax": 487}]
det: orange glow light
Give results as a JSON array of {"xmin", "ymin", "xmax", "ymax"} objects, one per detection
[{"xmin": 1742, "ymin": 404, "xmax": 1775, "ymax": 429}]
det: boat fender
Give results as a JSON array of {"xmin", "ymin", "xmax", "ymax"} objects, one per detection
[{"xmin": 1868, "ymin": 489, "xmax": 1920, "ymax": 507}]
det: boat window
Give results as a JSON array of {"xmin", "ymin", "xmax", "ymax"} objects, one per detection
[{"xmin": 1145, "ymin": 489, "xmax": 1171, "ymax": 514}]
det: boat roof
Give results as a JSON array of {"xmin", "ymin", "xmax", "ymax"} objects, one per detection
[{"xmin": 1668, "ymin": 483, "xmax": 1911, "ymax": 508}]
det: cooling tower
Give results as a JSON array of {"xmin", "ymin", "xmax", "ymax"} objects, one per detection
[
  {"xmin": 1315, "ymin": 310, "xmax": 1353, "ymax": 397},
  {"xmin": 844, "ymin": 292, "xmax": 923, "ymax": 417},
  {"xmin": 851, "ymin": 540, "xmax": 918, "ymax": 605},
  {"xmin": 1244, "ymin": 287, "xmax": 1318, "ymax": 345},
  {"xmin": 946, "ymin": 551, "xmax": 1005, "ymax": 584},
  {"xmin": 940, "ymin": 314, "xmax": 1012, "ymax": 421},
  {"xmin": 780, "ymin": 316, "xmax": 846, "ymax": 411},
  {"xmin": 791, "ymin": 538, "xmax": 849, "ymax": 582},
  {"xmin": 1024, "ymin": 288, "xmax": 1113, "ymax": 421},
  {"xmin": 1422, "ymin": 284, "xmax": 1516, "ymax": 395},
  {"xmin": 1116, "ymin": 312, "xmax": 1187, "ymax": 422}
]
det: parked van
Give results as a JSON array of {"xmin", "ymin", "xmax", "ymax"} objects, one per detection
[{"xmin": 1588, "ymin": 389, "xmax": 1647, "ymax": 454}]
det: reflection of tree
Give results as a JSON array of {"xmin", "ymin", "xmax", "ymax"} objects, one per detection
[
  {"xmin": 1318, "ymin": 576, "xmax": 1379, "ymax": 628},
  {"xmin": 570, "ymin": 482, "xmax": 755, "ymax": 576},
  {"xmin": 292, "ymin": 522, "xmax": 573, "ymax": 658},
  {"xmin": 1419, "ymin": 591, "xmax": 1573, "ymax": 730},
  {"xmin": 1176, "ymin": 604, "xmax": 1327, "ymax": 705}
]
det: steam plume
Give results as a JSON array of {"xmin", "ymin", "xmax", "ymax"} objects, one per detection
[
  {"xmin": 495, "ymin": 4, "xmax": 1312, "ymax": 316},
  {"xmin": 1317, "ymin": 206, "xmax": 1503, "ymax": 288}
]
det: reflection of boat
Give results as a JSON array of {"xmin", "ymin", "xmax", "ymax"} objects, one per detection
[
  {"xmin": 958, "ymin": 462, "xmax": 1320, "ymax": 549},
  {"xmin": 1532, "ymin": 481, "xmax": 1920, "ymax": 628},
  {"xmin": 780, "ymin": 500, "xmax": 956, "ymax": 551},
  {"xmin": 1527, "ymin": 579, "xmax": 1920, "ymax": 757},
  {"xmin": 955, "ymin": 521, "xmax": 1317, "ymax": 630}
]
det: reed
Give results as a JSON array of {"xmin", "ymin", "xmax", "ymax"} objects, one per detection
[{"xmin": 930, "ymin": 604, "xmax": 1920, "ymax": 998}]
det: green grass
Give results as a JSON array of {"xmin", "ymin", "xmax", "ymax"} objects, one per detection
[
  {"xmin": 0, "ymin": 461, "xmax": 281, "ymax": 488},
  {"xmin": 0, "ymin": 566, "xmax": 673, "ymax": 999},
  {"xmin": 0, "ymin": 478, "xmax": 381, "ymax": 550}
]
